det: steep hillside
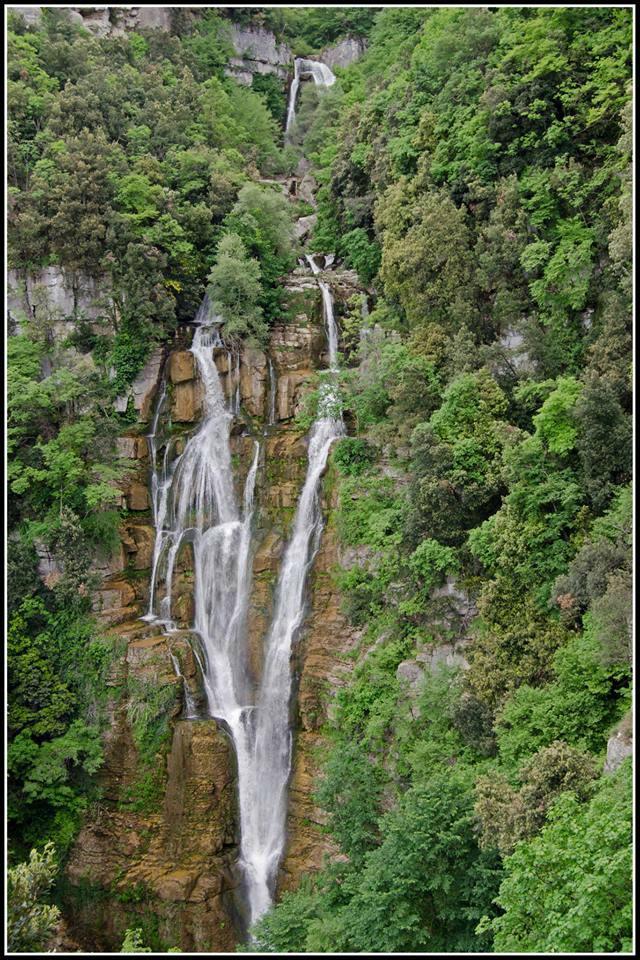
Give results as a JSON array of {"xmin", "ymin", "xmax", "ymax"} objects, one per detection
[{"xmin": 6, "ymin": 6, "xmax": 633, "ymax": 956}]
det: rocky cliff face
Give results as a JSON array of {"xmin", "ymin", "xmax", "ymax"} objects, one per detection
[
  {"xmin": 7, "ymin": 266, "xmax": 109, "ymax": 337},
  {"xmin": 225, "ymin": 23, "xmax": 292, "ymax": 86},
  {"xmin": 64, "ymin": 637, "xmax": 237, "ymax": 953},
  {"xmin": 10, "ymin": 9, "xmax": 367, "ymax": 95},
  {"xmin": 9, "ymin": 6, "xmax": 172, "ymax": 36},
  {"xmin": 62, "ymin": 264, "xmax": 362, "ymax": 950}
]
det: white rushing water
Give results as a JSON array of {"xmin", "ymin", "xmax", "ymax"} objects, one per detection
[
  {"xmin": 145, "ymin": 57, "xmax": 344, "ymax": 932},
  {"xmin": 146, "ymin": 280, "xmax": 343, "ymax": 927},
  {"xmin": 238, "ymin": 255, "xmax": 344, "ymax": 924},
  {"xmin": 285, "ymin": 57, "xmax": 336, "ymax": 136}
]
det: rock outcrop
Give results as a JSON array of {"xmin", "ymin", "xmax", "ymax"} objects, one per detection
[
  {"xmin": 64, "ymin": 616, "xmax": 238, "ymax": 952},
  {"xmin": 66, "ymin": 259, "xmax": 363, "ymax": 949},
  {"xmin": 321, "ymin": 36, "xmax": 368, "ymax": 70},
  {"xmin": 225, "ymin": 24, "xmax": 292, "ymax": 86},
  {"xmin": 603, "ymin": 712, "xmax": 633, "ymax": 774},
  {"xmin": 7, "ymin": 266, "xmax": 108, "ymax": 335},
  {"xmin": 115, "ymin": 347, "xmax": 166, "ymax": 421},
  {"xmin": 9, "ymin": 6, "xmax": 172, "ymax": 35}
]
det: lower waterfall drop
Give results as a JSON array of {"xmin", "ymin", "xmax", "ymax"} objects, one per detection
[
  {"xmin": 144, "ymin": 249, "xmax": 344, "ymax": 933},
  {"xmin": 238, "ymin": 254, "xmax": 344, "ymax": 926}
]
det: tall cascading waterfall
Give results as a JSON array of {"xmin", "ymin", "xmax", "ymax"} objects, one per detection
[
  {"xmin": 285, "ymin": 57, "xmax": 336, "ymax": 136},
  {"xmin": 144, "ymin": 58, "xmax": 344, "ymax": 935},
  {"xmin": 238, "ymin": 254, "xmax": 344, "ymax": 926},
  {"xmin": 145, "ymin": 307, "xmax": 259, "ymax": 737}
]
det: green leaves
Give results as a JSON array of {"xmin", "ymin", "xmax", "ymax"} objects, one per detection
[
  {"xmin": 408, "ymin": 539, "xmax": 458, "ymax": 598},
  {"xmin": 207, "ymin": 231, "xmax": 266, "ymax": 345},
  {"xmin": 10, "ymin": 721, "xmax": 103, "ymax": 806},
  {"xmin": 7, "ymin": 842, "xmax": 61, "ymax": 953},
  {"xmin": 532, "ymin": 375, "xmax": 582, "ymax": 454},
  {"xmin": 487, "ymin": 761, "xmax": 632, "ymax": 952},
  {"xmin": 528, "ymin": 218, "xmax": 595, "ymax": 316},
  {"xmin": 495, "ymin": 617, "xmax": 630, "ymax": 767}
]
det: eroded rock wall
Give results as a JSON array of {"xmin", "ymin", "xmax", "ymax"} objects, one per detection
[{"xmin": 65, "ymin": 270, "xmax": 359, "ymax": 949}]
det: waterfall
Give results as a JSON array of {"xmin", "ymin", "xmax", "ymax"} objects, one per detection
[
  {"xmin": 285, "ymin": 57, "xmax": 336, "ymax": 136},
  {"xmin": 170, "ymin": 652, "xmax": 199, "ymax": 720},
  {"xmin": 306, "ymin": 254, "xmax": 339, "ymax": 371},
  {"xmin": 145, "ymin": 319, "xmax": 258, "ymax": 724},
  {"xmin": 238, "ymin": 256, "xmax": 344, "ymax": 927},
  {"xmin": 144, "ymin": 55, "xmax": 345, "ymax": 935},
  {"xmin": 145, "ymin": 290, "xmax": 343, "ymax": 926}
]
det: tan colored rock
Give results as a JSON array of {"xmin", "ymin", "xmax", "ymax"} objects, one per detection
[
  {"xmin": 172, "ymin": 381, "xmax": 203, "ymax": 422},
  {"xmin": 163, "ymin": 720, "xmax": 236, "ymax": 857},
  {"xmin": 252, "ymin": 531, "xmax": 284, "ymax": 574},
  {"xmin": 89, "ymin": 541, "xmax": 127, "ymax": 578},
  {"xmin": 213, "ymin": 347, "xmax": 230, "ymax": 374},
  {"xmin": 167, "ymin": 634, "xmax": 207, "ymax": 713},
  {"xmin": 64, "ymin": 639, "xmax": 238, "ymax": 953},
  {"xmin": 175, "ymin": 540, "xmax": 195, "ymax": 574},
  {"xmin": 153, "ymin": 869, "xmax": 200, "ymax": 901},
  {"xmin": 173, "ymin": 592, "xmax": 195, "ymax": 627},
  {"xmin": 126, "ymin": 482, "xmax": 150, "ymax": 511},
  {"xmin": 276, "ymin": 370, "xmax": 313, "ymax": 421},
  {"xmin": 96, "ymin": 604, "xmax": 143, "ymax": 627},
  {"xmin": 265, "ymin": 430, "xmax": 308, "ymax": 461},
  {"xmin": 270, "ymin": 319, "xmax": 324, "ymax": 373},
  {"xmin": 116, "ymin": 435, "xmax": 148, "ymax": 460},
  {"xmin": 123, "ymin": 523, "xmax": 155, "ymax": 570},
  {"xmin": 93, "ymin": 580, "xmax": 137, "ymax": 614},
  {"xmin": 239, "ymin": 346, "xmax": 267, "ymax": 417},
  {"xmin": 169, "ymin": 351, "xmax": 195, "ymax": 384}
]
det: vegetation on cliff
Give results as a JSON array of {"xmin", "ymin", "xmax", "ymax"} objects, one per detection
[
  {"xmin": 249, "ymin": 6, "xmax": 633, "ymax": 954},
  {"xmin": 6, "ymin": 5, "xmax": 633, "ymax": 955},
  {"xmin": 6, "ymin": 8, "xmax": 292, "ymax": 933}
]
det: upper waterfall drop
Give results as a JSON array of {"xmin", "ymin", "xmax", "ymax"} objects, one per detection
[{"xmin": 285, "ymin": 57, "xmax": 336, "ymax": 136}]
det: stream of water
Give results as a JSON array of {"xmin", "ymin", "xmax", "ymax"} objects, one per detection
[
  {"xmin": 144, "ymin": 58, "xmax": 342, "ymax": 931},
  {"xmin": 285, "ymin": 57, "xmax": 336, "ymax": 137}
]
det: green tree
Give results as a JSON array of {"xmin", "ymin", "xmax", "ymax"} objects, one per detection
[
  {"xmin": 7, "ymin": 842, "xmax": 61, "ymax": 952},
  {"xmin": 207, "ymin": 232, "xmax": 266, "ymax": 344},
  {"xmin": 485, "ymin": 762, "xmax": 632, "ymax": 953}
]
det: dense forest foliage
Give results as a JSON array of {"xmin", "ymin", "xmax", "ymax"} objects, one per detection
[
  {"xmin": 6, "ymin": 5, "xmax": 633, "ymax": 955},
  {"xmin": 250, "ymin": 6, "xmax": 633, "ymax": 953}
]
